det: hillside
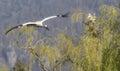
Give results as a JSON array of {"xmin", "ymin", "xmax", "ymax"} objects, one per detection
[{"xmin": 0, "ymin": 0, "xmax": 119, "ymax": 71}]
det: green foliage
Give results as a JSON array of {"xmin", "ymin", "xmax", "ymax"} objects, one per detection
[
  {"xmin": 0, "ymin": 64, "xmax": 8, "ymax": 71},
  {"xmin": 71, "ymin": 8, "xmax": 85, "ymax": 23},
  {"xmin": 8, "ymin": 4, "xmax": 120, "ymax": 71},
  {"xmin": 71, "ymin": 4, "xmax": 120, "ymax": 71},
  {"xmin": 13, "ymin": 62, "xmax": 27, "ymax": 71}
]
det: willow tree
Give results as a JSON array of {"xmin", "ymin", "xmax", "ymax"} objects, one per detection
[
  {"xmin": 7, "ymin": 4, "xmax": 120, "ymax": 71},
  {"xmin": 99, "ymin": 5, "xmax": 120, "ymax": 71},
  {"xmin": 71, "ymin": 4, "xmax": 120, "ymax": 71}
]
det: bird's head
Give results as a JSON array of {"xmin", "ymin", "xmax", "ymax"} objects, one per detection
[{"xmin": 44, "ymin": 25, "xmax": 49, "ymax": 30}]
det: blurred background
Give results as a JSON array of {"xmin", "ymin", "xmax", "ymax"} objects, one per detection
[{"xmin": 0, "ymin": 0, "xmax": 119, "ymax": 71}]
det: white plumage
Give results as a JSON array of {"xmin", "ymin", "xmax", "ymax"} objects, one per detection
[{"xmin": 87, "ymin": 13, "xmax": 96, "ymax": 23}]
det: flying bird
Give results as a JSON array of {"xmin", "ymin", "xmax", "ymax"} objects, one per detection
[{"xmin": 5, "ymin": 12, "xmax": 69, "ymax": 35}]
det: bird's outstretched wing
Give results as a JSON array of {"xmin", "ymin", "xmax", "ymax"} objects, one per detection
[
  {"xmin": 5, "ymin": 23, "xmax": 49, "ymax": 35},
  {"xmin": 5, "ymin": 25, "xmax": 22, "ymax": 35},
  {"xmin": 40, "ymin": 16, "xmax": 57, "ymax": 23},
  {"xmin": 40, "ymin": 12, "xmax": 69, "ymax": 23}
]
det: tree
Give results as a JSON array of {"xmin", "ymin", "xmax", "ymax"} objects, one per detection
[{"xmin": 7, "ymin": 4, "xmax": 120, "ymax": 71}]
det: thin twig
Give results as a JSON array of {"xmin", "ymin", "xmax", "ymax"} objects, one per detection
[
  {"xmin": 52, "ymin": 54, "xmax": 73, "ymax": 71},
  {"xmin": 28, "ymin": 48, "xmax": 49, "ymax": 71}
]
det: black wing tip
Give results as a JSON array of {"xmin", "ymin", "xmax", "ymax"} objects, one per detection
[
  {"xmin": 57, "ymin": 12, "xmax": 70, "ymax": 18},
  {"xmin": 5, "ymin": 31, "xmax": 9, "ymax": 35},
  {"xmin": 5, "ymin": 29, "xmax": 12, "ymax": 35},
  {"xmin": 5, "ymin": 25, "xmax": 20, "ymax": 35}
]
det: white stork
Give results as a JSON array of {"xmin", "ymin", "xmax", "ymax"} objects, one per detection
[{"xmin": 5, "ymin": 13, "xmax": 69, "ymax": 35}]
